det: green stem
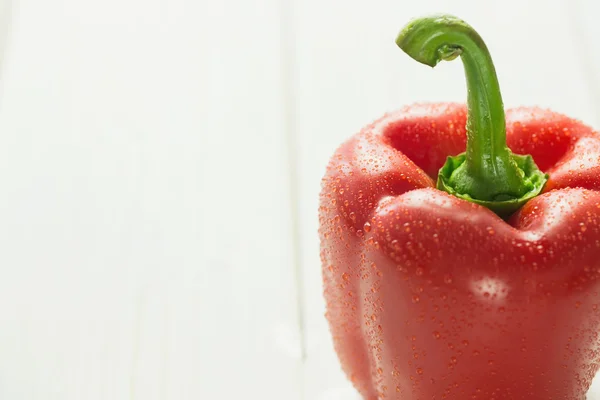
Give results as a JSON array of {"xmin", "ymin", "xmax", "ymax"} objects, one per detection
[{"xmin": 395, "ymin": 14, "xmax": 547, "ymax": 217}]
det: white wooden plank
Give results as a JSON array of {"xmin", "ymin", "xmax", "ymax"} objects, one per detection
[
  {"xmin": 178, "ymin": 1, "xmax": 303, "ymax": 397},
  {"xmin": 293, "ymin": 0, "xmax": 600, "ymax": 398},
  {"xmin": 571, "ymin": 0, "xmax": 600, "ymax": 127},
  {"xmin": 0, "ymin": 0, "xmax": 302, "ymax": 399}
]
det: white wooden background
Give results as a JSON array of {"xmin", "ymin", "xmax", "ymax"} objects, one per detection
[{"xmin": 0, "ymin": 0, "xmax": 598, "ymax": 399}]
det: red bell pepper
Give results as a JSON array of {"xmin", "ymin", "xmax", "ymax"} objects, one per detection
[{"xmin": 319, "ymin": 14, "xmax": 600, "ymax": 400}]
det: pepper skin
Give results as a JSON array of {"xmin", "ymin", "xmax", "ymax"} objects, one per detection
[{"xmin": 319, "ymin": 15, "xmax": 600, "ymax": 400}]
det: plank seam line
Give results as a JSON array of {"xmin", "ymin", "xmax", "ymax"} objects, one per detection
[{"xmin": 279, "ymin": 0, "xmax": 307, "ymax": 398}]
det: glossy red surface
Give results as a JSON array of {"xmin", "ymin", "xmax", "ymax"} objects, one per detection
[{"xmin": 319, "ymin": 103, "xmax": 600, "ymax": 399}]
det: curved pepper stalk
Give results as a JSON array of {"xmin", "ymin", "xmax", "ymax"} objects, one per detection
[{"xmin": 396, "ymin": 14, "xmax": 548, "ymax": 217}]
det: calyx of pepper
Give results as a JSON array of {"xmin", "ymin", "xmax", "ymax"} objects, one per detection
[{"xmin": 396, "ymin": 14, "xmax": 548, "ymax": 218}]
